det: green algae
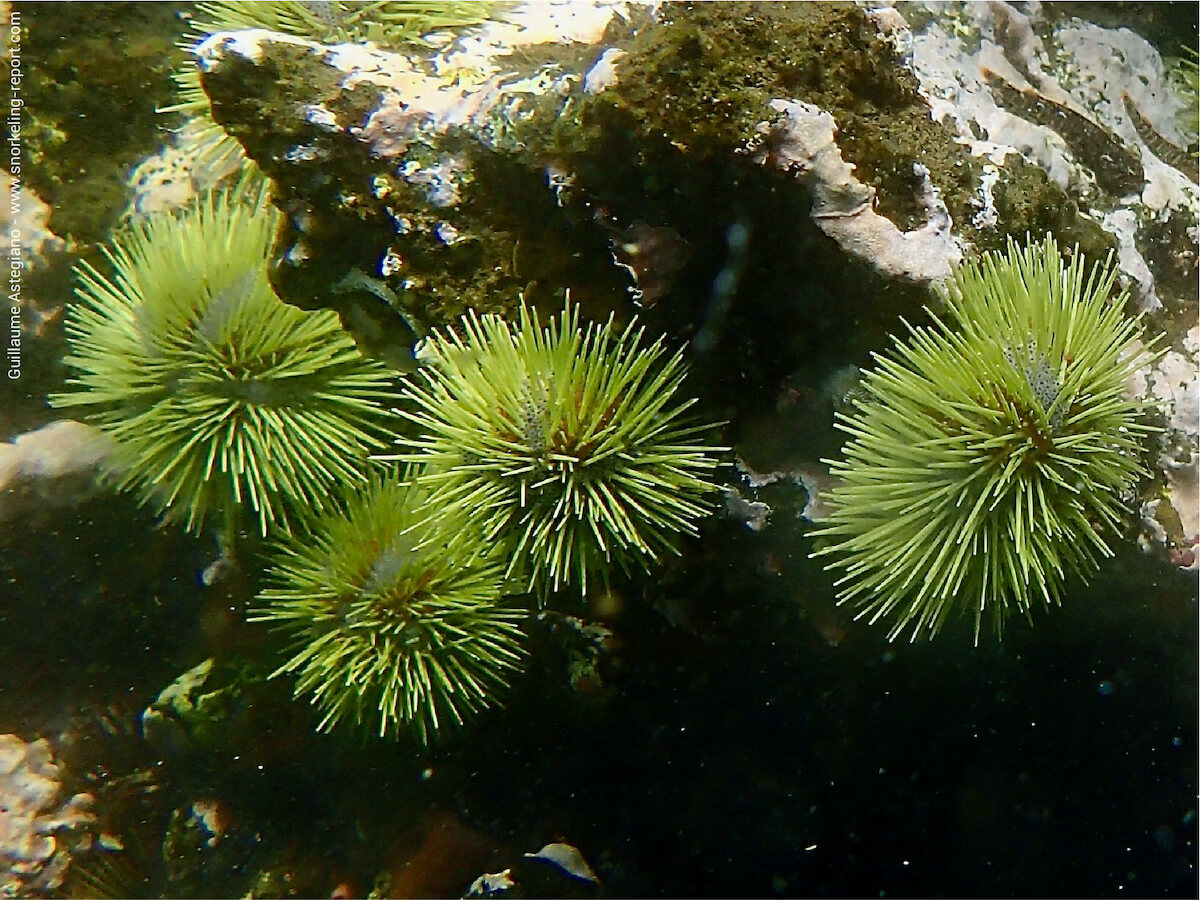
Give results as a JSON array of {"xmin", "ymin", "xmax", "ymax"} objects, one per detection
[
  {"xmin": 986, "ymin": 157, "xmax": 1116, "ymax": 259},
  {"xmin": 194, "ymin": 0, "xmax": 1120, "ymax": 363},
  {"xmin": 19, "ymin": 3, "xmax": 192, "ymax": 244},
  {"xmin": 591, "ymin": 2, "xmax": 980, "ymax": 232}
]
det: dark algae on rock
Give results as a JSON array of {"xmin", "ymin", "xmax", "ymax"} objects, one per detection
[
  {"xmin": 599, "ymin": 1, "xmax": 980, "ymax": 231},
  {"xmin": 983, "ymin": 69, "xmax": 1145, "ymax": 195}
]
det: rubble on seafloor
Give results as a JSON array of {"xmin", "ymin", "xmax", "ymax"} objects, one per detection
[{"xmin": 0, "ymin": 733, "xmax": 96, "ymax": 896}]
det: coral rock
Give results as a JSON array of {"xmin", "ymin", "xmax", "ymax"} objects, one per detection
[
  {"xmin": 0, "ymin": 420, "xmax": 115, "ymax": 525},
  {"xmin": 0, "ymin": 734, "xmax": 96, "ymax": 896},
  {"xmin": 758, "ymin": 99, "xmax": 963, "ymax": 283}
]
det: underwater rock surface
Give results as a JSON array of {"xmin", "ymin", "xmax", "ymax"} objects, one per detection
[
  {"xmin": 0, "ymin": 420, "xmax": 113, "ymax": 524},
  {"xmin": 195, "ymin": 2, "xmax": 985, "ymax": 340},
  {"xmin": 192, "ymin": 1, "xmax": 1197, "ymax": 564},
  {"xmin": 0, "ymin": 734, "xmax": 95, "ymax": 897}
]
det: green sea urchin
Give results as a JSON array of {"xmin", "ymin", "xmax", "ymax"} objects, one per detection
[
  {"xmin": 389, "ymin": 302, "xmax": 724, "ymax": 598},
  {"xmin": 187, "ymin": 0, "xmax": 498, "ymax": 44},
  {"xmin": 52, "ymin": 184, "xmax": 395, "ymax": 538},
  {"xmin": 251, "ymin": 473, "xmax": 527, "ymax": 743},
  {"xmin": 813, "ymin": 234, "xmax": 1161, "ymax": 643}
]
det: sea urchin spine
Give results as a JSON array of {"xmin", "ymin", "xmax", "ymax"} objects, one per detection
[
  {"xmin": 53, "ymin": 184, "xmax": 395, "ymax": 538},
  {"xmin": 388, "ymin": 302, "xmax": 725, "ymax": 598},
  {"xmin": 813, "ymin": 234, "xmax": 1161, "ymax": 643},
  {"xmin": 252, "ymin": 473, "xmax": 527, "ymax": 743}
]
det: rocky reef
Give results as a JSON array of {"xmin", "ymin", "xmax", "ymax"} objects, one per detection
[
  {"xmin": 190, "ymin": 0, "xmax": 1197, "ymax": 563},
  {"xmin": 190, "ymin": 4, "xmax": 985, "ymax": 347}
]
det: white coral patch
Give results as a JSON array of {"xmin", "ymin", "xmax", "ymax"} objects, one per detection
[
  {"xmin": 759, "ymin": 100, "xmax": 963, "ymax": 283},
  {"xmin": 1130, "ymin": 325, "xmax": 1200, "ymax": 563}
]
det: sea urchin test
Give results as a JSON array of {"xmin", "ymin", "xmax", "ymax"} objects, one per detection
[
  {"xmin": 253, "ymin": 472, "xmax": 526, "ymax": 744},
  {"xmin": 813, "ymin": 234, "xmax": 1161, "ymax": 643},
  {"xmin": 389, "ymin": 302, "xmax": 725, "ymax": 599},
  {"xmin": 53, "ymin": 184, "xmax": 394, "ymax": 539}
]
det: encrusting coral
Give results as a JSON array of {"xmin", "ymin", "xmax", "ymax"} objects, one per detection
[
  {"xmin": 389, "ymin": 302, "xmax": 725, "ymax": 599},
  {"xmin": 813, "ymin": 234, "xmax": 1162, "ymax": 643},
  {"xmin": 251, "ymin": 472, "xmax": 527, "ymax": 744},
  {"xmin": 52, "ymin": 182, "xmax": 395, "ymax": 539}
]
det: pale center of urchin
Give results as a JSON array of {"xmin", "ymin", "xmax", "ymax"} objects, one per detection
[
  {"xmin": 363, "ymin": 533, "xmax": 421, "ymax": 595},
  {"xmin": 519, "ymin": 375, "xmax": 551, "ymax": 461},
  {"xmin": 215, "ymin": 377, "xmax": 279, "ymax": 406},
  {"xmin": 1002, "ymin": 339, "xmax": 1066, "ymax": 428}
]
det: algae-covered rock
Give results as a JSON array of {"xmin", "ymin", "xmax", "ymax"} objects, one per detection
[
  {"xmin": 196, "ymin": 24, "xmax": 629, "ymax": 355},
  {"xmin": 190, "ymin": 1, "xmax": 1195, "ymax": 566},
  {"xmin": 906, "ymin": 1, "xmax": 1198, "ymax": 312},
  {"xmin": 141, "ymin": 658, "xmax": 256, "ymax": 755},
  {"xmin": 19, "ymin": 3, "xmax": 191, "ymax": 243},
  {"xmin": 193, "ymin": 2, "xmax": 983, "ymax": 359}
]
